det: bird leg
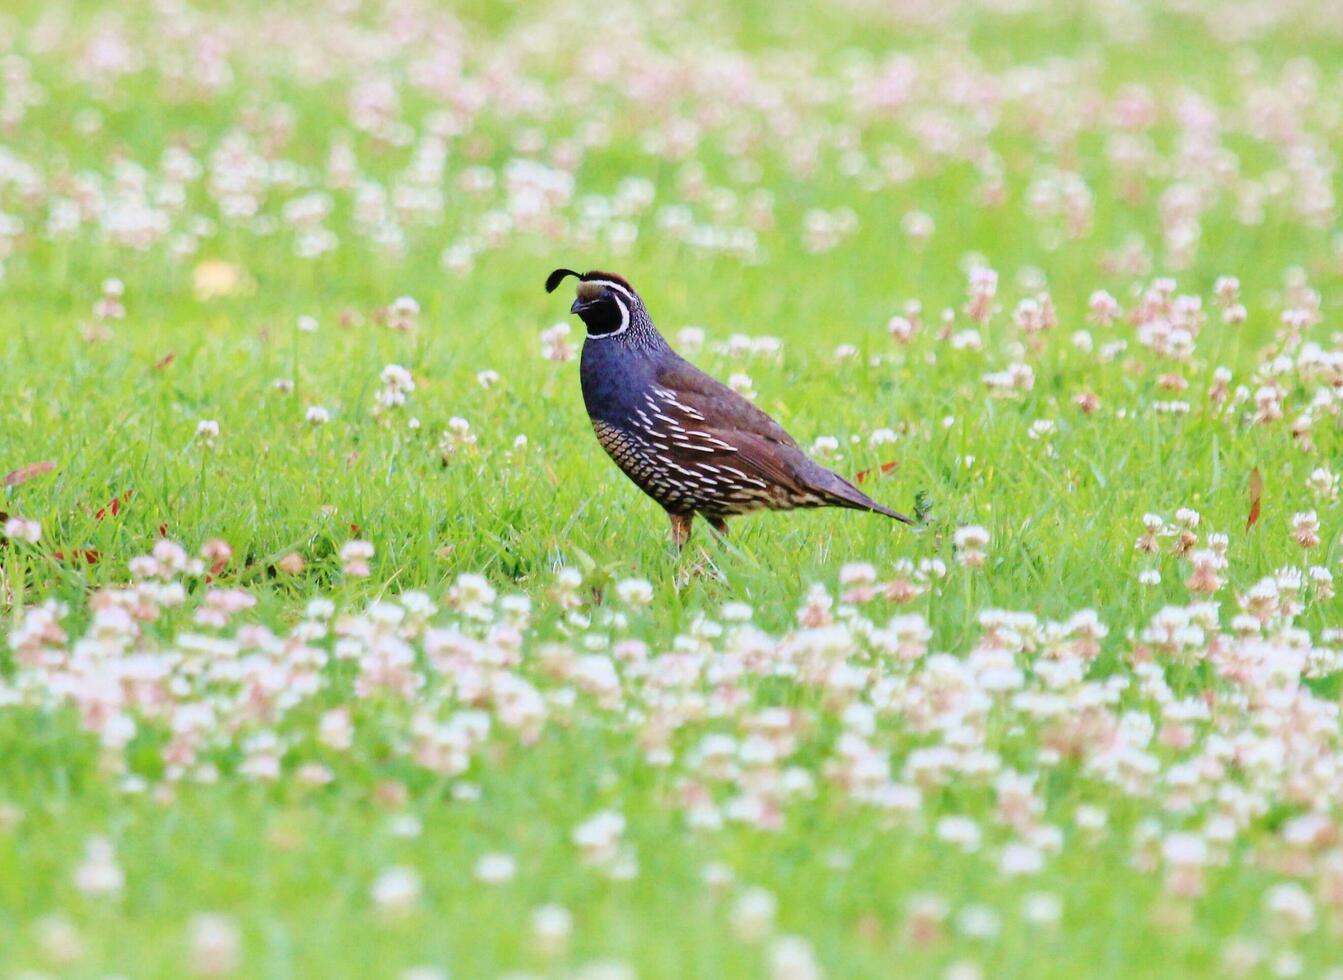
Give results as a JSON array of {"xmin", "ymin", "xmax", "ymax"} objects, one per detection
[
  {"xmin": 707, "ymin": 516, "xmax": 729, "ymax": 537},
  {"xmin": 668, "ymin": 512, "xmax": 694, "ymax": 550}
]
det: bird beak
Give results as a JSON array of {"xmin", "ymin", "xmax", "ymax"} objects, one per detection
[{"xmin": 570, "ymin": 297, "xmax": 586, "ymax": 315}]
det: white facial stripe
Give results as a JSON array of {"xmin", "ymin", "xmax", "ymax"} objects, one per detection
[{"xmin": 583, "ymin": 279, "xmax": 636, "ymax": 304}]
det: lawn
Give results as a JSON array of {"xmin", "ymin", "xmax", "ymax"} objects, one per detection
[{"xmin": 3, "ymin": 0, "xmax": 1343, "ymax": 976}]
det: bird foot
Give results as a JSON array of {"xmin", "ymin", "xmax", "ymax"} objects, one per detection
[{"xmin": 668, "ymin": 512, "xmax": 694, "ymax": 550}]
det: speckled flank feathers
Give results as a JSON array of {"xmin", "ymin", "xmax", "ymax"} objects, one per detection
[{"xmin": 550, "ymin": 268, "xmax": 914, "ymax": 547}]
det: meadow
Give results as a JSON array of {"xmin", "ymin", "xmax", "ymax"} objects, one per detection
[{"xmin": 3, "ymin": 0, "xmax": 1343, "ymax": 976}]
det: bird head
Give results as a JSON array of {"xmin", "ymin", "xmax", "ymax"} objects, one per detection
[{"xmin": 545, "ymin": 268, "xmax": 642, "ymax": 338}]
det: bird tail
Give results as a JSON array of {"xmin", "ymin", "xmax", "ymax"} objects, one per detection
[
  {"xmin": 810, "ymin": 466, "xmax": 916, "ymax": 525},
  {"xmin": 857, "ymin": 497, "xmax": 917, "ymax": 524}
]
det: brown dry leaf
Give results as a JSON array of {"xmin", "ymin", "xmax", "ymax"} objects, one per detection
[
  {"xmin": 1247, "ymin": 467, "xmax": 1263, "ymax": 530},
  {"xmin": 95, "ymin": 490, "xmax": 133, "ymax": 520},
  {"xmin": 855, "ymin": 461, "xmax": 899, "ymax": 485},
  {"xmin": 5, "ymin": 460, "xmax": 55, "ymax": 487}
]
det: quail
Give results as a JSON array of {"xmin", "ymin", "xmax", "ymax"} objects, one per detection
[{"xmin": 546, "ymin": 268, "xmax": 914, "ymax": 548}]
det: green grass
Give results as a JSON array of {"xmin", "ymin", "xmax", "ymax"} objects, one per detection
[{"xmin": 3, "ymin": 0, "xmax": 1343, "ymax": 976}]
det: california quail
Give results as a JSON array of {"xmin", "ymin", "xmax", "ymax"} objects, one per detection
[{"xmin": 546, "ymin": 268, "xmax": 914, "ymax": 548}]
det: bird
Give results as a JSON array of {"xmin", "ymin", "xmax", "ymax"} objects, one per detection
[{"xmin": 546, "ymin": 267, "xmax": 914, "ymax": 548}]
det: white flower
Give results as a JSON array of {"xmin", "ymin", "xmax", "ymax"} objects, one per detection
[
  {"xmin": 3, "ymin": 516, "xmax": 40, "ymax": 543},
  {"xmin": 388, "ymin": 814, "xmax": 422, "ymax": 838},
  {"xmin": 1307, "ymin": 467, "xmax": 1339, "ymax": 500},
  {"xmin": 474, "ymin": 853, "xmax": 516, "ymax": 884},
  {"xmin": 188, "ymin": 914, "xmax": 241, "ymax": 977},
  {"xmin": 769, "ymin": 935, "xmax": 822, "ymax": 980},
  {"xmin": 371, "ymin": 866, "xmax": 421, "ymax": 915},
  {"xmin": 953, "ymin": 525, "xmax": 991, "ymax": 568},
  {"xmin": 1000, "ymin": 843, "xmax": 1044, "ymax": 876},
  {"xmin": 388, "ymin": 296, "xmax": 420, "ymax": 332},
  {"xmin": 1022, "ymin": 892, "xmax": 1062, "ymax": 927},
  {"xmin": 615, "ymin": 578, "xmax": 654, "ymax": 606},
  {"xmin": 376, "ymin": 364, "xmax": 416, "ymax": 408},
  {"xmin": 1027, "ymin": 419, "xmax": 1057, "ymax": 440},
  {"xmin": 730, "ymin": 886, "xmax": 777, "ymax": 941},
  {"xmin": 532, "ymin": 904, "xmax": 573, "ymax": 956},
  {"xmin": 1162, "ymin": 832, "xmax": 1207, "ymax": 867},
  {"xmin": 936, "ymin": 815, "xmax": 981, "ymax": 852},
  {"xmin": 34, "ymin": 915, "xmax": 83, "ymax": 965},
  {"xmin": 677, "ymin": 326, "xmax": 706, "ymax": 350},
  {"xmin": 888, "ymin": 315, "xmax": 917, "ymax": 343},
  {"xmin": 956, "ymin": 904, "xmax": 1000, "ymax": 940},
  {"xmin": 1264, "ymin": 882, "xmax": 1315, "ymax": 937},
  {"xmin": 305, "ymin": 406, "xmax": 330, "ymax": 425},
  {"xmin": 839, "ymin": 563, "xmax": 877, "ymax": 586},
  {"xmin": 721, "ymin": 601, "xmax": 754, "ymax": 622},
  {"xmin": 954, "ymin": 526, "xmax": 989, "ymax": 548},
  {"xmin": 340, "ymin": 540, "xmax": 374, "ymax": 561},
  {"xmin": 449, "ymin": 572, "xmax": 496, "ymax": 609},
  {"xmin": 439, "ymin": 417, "xmax": 478, "ymax": 456},
  {"xmin": 541, "ymin": 322, "xmax": 576, "ymax": 361},
  {"xmin": 340, "ymin": 539, "xmax": 374, "ymax": 577},
  {"xmin": 573, "ymin": 811, "xmax": 625, "ymax": 864},
  {"xmin": 73, "ymin": 837, "xmax": 124, "ymax": 897}
]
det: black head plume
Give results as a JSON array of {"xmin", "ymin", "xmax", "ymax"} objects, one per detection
[{"xmin": 545, "ymin": 268, "xmax": 582, "ymax": 293}]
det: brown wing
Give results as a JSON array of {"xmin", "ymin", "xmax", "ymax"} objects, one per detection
[
  {"xmin": 654, "ymin": 356, "xmax": 800, "ymax": 449},
  {"xmin": 640, "ymin": 356, "xmax": 824, "ymax": 507},
  {"xmin": 650, "ymin": 355, "xmax": 914, "ymax": 522}
]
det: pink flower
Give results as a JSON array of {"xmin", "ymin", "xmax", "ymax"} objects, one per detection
[
  {"xmin": 387, "ymin": 295, "xmax": 419, "ymax": 332},
  {"xmin": 964, "ymin": 266, "xmax": 998, "ymax": 324},
  {"xmin": 94, "ymin": 277, "xmax": 126, "ymax": 321},
  {"xmin": 540, "ymin": 322, "xmax": 576, "ymax": 361},
  {"xmin": 1292, "ymin": 511, "xmax": 1320, "ymax": 549},
  {"xmin": 1087, "ymin": 289, "xmax": 1121, "ymax": 326},
  {"xmin": 340, "ymin": 539, "xmax": 374, "ymax": 577},
  {"xmin": 953, "ymin": 525, "xmax": 990, "ymax": 568},
  {"xmin": 3, "ymin": 516, "xmax": 41, "ymax": 544}
]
